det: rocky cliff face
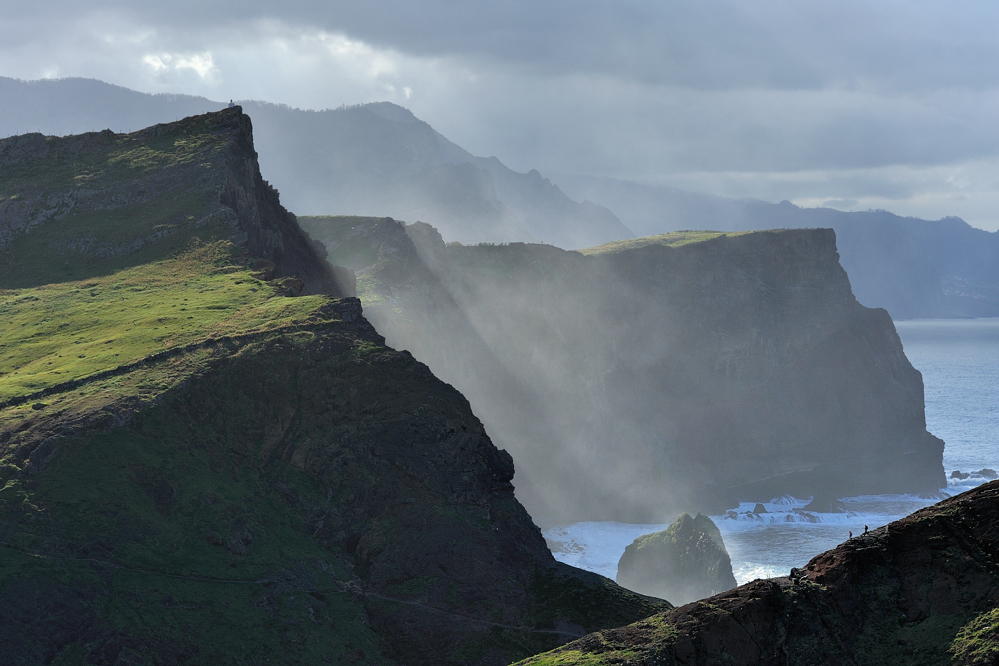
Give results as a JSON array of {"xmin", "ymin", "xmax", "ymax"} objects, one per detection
[
  {"xmin": 519, "ymin": 480, "xmax": 999, "ymax": 666},
  {"xmin": 0, "ymin": 106, "xmax": 351, "ymax": 295},
  {"xmin": 301, "ymin": 217, "xmax": 945, "ymax": 524},
  {"xmin": 0, "ymin": 113, "xmax": 665, "ymax": 664},
  {"xmin": 617, "ymin": 513, "xmax": 737, "ymax": 606}
]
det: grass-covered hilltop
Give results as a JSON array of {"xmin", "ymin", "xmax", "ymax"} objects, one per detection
[{"xmin": 0, "ymin": 109, "xmax": 666, "ymax": 665}]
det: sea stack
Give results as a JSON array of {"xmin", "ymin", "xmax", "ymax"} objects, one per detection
[{"xmin": 617, "ymin": 513, "xmax": 737, "ymax": 606}]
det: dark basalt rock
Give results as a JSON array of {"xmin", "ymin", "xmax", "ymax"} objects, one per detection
[
  {"xmin": 617, "ymin": 513, "xmax": 737, "ymax": 607},
  {"xmin": 802, "ymin": 493, "xmax": 848, "ymax": 513},
  {"xmin": 519, "ymin": 480, "xmax": 999, "ymax": 666}
]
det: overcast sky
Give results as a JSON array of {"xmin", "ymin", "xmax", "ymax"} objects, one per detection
[{"xmin": 2, "ymin": 1, "xmax": 998, "ymax": 230}]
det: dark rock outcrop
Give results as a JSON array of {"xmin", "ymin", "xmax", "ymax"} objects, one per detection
[
  {"xmin": 0, "ymin": 107, "xmax": 352, "ymax": 296},
  {"xmin": 302, "ymin": 216, "xmax": 946, "ymax": 524},
  {"xmin": 518, "ymin": 480, "xmax": 999, "ymax": 666},
  {"xmin": 802, "ymin": 493, "xmax": 849, "ymax": 513},
  {"xmin": 617, "ymin": 513, "xmax": 737, "ymax": 606}
]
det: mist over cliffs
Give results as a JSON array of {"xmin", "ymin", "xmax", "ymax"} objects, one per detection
[
  {"xmin": 0, "ymin": 83, "xmax": 978, "ymax": 662},
  {"xmin": 302, "ymin": 216, "xmax": 945, "ymax": 525}
]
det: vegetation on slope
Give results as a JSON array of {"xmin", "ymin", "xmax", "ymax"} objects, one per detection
[
  {"xmin": 0, "ymin": 237, "xmax": 389, "ymax": 662},
  {"xmin": 0, "ymin": 253, "xmax": 665, "ymax": 662},
  {"xmin": 0, "ymin": 114, "xmax": 666, "ymax": 665},
  {"xmin": 0, "ymin": 241, "xmax": 322, "ymax": 406},
  {"xmin": 0, "ymin": 119, "xmax": 238, "ymax": 288},
  {"xmin": 577, "ymin": 230, "xmax": 754, "ymax": 255}
]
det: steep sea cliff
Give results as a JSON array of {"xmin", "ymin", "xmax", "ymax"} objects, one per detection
[{"xmin": 301, "ymin": 218, "xmax": 945, "ymax": 524}]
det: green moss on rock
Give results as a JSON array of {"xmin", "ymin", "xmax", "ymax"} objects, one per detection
[{"xmin": 616, "ymin": 513, "xmax": 737, "ymax": 606}]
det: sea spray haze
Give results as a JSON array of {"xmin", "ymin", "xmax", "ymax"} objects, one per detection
[{"xmin": 301, "ymin": 216, "xmax": 945, "ymax": 525}]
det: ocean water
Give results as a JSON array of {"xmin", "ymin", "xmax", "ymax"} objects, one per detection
[
  {"xmin": 896, "ymin": 317, "xmax": 999, "ymax": 478},
  {"xmin": 544, "ymin": 318, "xmax": 999, "ymax": 587}
]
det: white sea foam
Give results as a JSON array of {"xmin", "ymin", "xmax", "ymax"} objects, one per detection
[
  {"xmin": 545, "ymin": 521, "xmax": 671, "ymax": 580},
  {"xmin": 543, "ymin": 491, "xmax": 948, "ymax": 587}
]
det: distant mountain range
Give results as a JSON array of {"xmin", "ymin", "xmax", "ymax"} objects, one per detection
[
  {"xmin": 0, "ymin": 76, "xmax": 632, "ymax": 249},
  {"xmin": 3, "ymin": 76, "xmax": 997, "ymax": 319}
]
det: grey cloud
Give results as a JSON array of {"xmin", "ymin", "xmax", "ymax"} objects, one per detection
[
  {"xmin": 4, "ymin": 1, "xmax": 999, "ymax": 229},
  {"xmin": 9, "ymin": 1, "xmax": 999, "ymax": 91},
  {"xmin": 820, "ymin": 199, "xmax": 859, "ymax": 210}
]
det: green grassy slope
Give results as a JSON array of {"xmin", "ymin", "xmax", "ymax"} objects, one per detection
[
  {"xmin": 0, "ymin": 242, "xmax": 323, "ymax": 405},
  {"xmin": 0, "ymin": 268, "xmax": 665, "ymax": 663},
  {"xmin": 577, "ymin": 230, "xmax": 754, "ymax": 255},
  {"xmin": 0, "ymin": 120, "xmax": 242, "ymax": 289},
  {"xmin": 0, "ymin": 237, "xmax": 390, "ymax": 661},
  {"xmin": 0, "ymin": 313, "xmax": 389, "ymax": 663}
]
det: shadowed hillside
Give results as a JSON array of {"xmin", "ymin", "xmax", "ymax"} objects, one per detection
[{"xmin": 0, "ymin": 110, "xmax": 665, "ymax": 665}]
